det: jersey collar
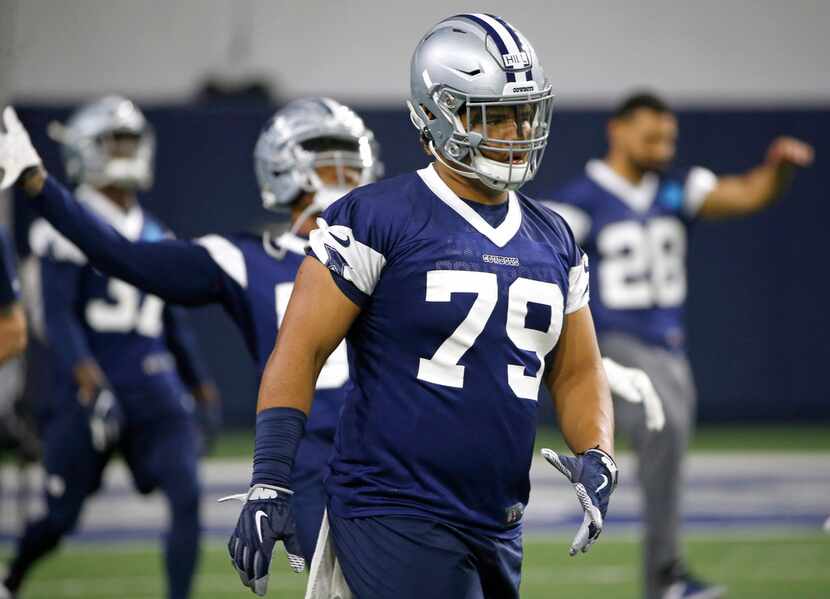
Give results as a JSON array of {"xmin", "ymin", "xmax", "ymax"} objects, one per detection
[
  {"xmin": 417, "ymin": 163, "xmax": 521, "ymax": 248},
  {"xmin": 585, "ymin": 159, "xmax": 659, "ymax": 213},
  {"xmin": 76, "ymin": 184, "xmax": 145, "ymax": 241}
]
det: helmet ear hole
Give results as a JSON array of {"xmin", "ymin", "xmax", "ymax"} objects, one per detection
[{"xmin": 421, "ymin": 105, "xmax": 437, "ymax": 121}]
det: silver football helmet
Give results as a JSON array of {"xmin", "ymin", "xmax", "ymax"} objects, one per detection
[
  {"xmin": 408, "ymin": 14, "xmax": 554, "ymax": 191},
  {"xmin": 49, "ymin": 95, "xmax": 154, "ymax": 190},
  {"xmin": 254, "ymin": 97, "xmax": 380, "ymax": 225}
]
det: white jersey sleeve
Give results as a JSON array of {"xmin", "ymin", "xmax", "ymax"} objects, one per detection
[{"xmin": 683, "ymin": 166, "xmax": 718, "ymax": 217}]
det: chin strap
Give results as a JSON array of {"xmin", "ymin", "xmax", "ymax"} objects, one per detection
[
  {"xmin": 264, "ymin": 201, "xmax": 316, "ymax": 261},
  {"xmin": 428, "ymin": 141, "xmax": 525, "ymax": 193},
  {"xmin": 273, "ymin": 181, "xmax": 354, "ymax": 260},
  {"xmin": 290, "ymin": 201, "xmax": 321, "ymax": 237}
]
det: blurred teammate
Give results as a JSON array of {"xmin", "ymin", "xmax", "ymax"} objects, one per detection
[
  {"xmin": 0, "ymin": 96, "xmax": 218, "ymax": 599},
  {"xmin": 227, "ymin": 14, "xmax": 618, "ymax": 598},
  {"xmin": 0, "ymin": 225, "xmax": 26, "ymax": 363},
  {"xmin": 0, "ymin": 97, "xmax": 382, "ymax": 565},
  {"xmin": 547, "ymin": 91, "xmax": 814, "ymax": 599}
]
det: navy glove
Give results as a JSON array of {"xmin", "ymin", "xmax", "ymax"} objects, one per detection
[
  {"xmin": 542, "ymin": 447, "xmax": 618, "ymax": 556},
  {"xmin": 219, "ymin": 484, "xmax": 305, "ymax": 596},
  {"xmin": 85, "ymin": 387, "xmax": 124, "ymax": 453}
]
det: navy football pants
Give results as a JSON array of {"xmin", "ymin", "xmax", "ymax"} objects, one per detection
[
  {"xmin": 291, "ymin": 431, "xmax": 332, "ymax": 561},
  {"xmin": 328, "ymin": 513, "xmax": 523, "ymax": 599},
  {"xmin": 4, "ymin": 399, "xmax": 201, "ymax": 599}
]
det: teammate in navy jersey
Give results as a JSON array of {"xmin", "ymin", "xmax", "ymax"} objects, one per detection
[
  {"xmin": 223, "ymin": 14, "xmax": 618, "ymax": 598},
  {"xmin": 0, "ymin": 225, "xmax": 26, "ymax": 364},
  {"xmin": 0, "ymin": 97, "xmax": 219, "ymax": 599},
  {"xmin": 0, "ymin": 98, "xmax": 382, "ymax": 568},
  {"xmin": 547, "ymin": 92, "xmax": 814, "ymax": 599}
]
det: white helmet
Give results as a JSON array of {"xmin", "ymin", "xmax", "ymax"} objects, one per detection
[
  {"xmin": 408, "ymin": 14, "xmax": 554, "ymax": 191},
  {"xmin": 254, "ymin": 97, "xmax": 381, "ymax": 217},
  {"xmin": 50, "ymin": 95, "xmax": 154, "ymax": 190}
]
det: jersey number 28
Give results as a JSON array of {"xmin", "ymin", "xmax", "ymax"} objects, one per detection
[{"xmin": 597, "ymin": 217, "xmax": 686, "ymax": 309}]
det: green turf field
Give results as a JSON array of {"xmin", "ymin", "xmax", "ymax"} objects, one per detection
[
  {"xmin": 6, "ymin": 533, "xmax": 828, "ymax": 598},
  {"xmin": 210, "ymin": 424, "xmax": 830, "ymax": 459},
  {"xmin": 3, "ymin": 424, "xmax": 828, "ymax": 597}
]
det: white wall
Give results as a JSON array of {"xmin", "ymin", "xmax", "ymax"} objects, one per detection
[{"xmin": 2, "ymin": 0, "xmax": 829, "ymax": 106}]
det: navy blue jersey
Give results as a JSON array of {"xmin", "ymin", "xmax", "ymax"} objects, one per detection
[
  {"xmin": 548, "ymin": 160, "xmax": 717, "ymax": 350},
  {"xmin": 31, "ymin": 176, "xmax": 348, "ymax": 438},
  {"xmin": 0, "ymin": 226, "xmax": 20, "ymax": 306},
  {"xmin": 30, "ymin": 185, "xmax": 210, "ymax": 419},
  {"xmin": 193, "ymin": 232, "xmax": 349, "ymax": 436},
  {"xmin": 307, "ymin": 164, "xmax": 589, "ymax": 536}
]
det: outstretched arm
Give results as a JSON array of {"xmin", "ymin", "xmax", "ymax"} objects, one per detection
[
  {"xmin": 697, "ymin": 136, "xmax": 814, "ymax": 219},
  {"xmin": 20, "ymin": 168, "xmax": 226, "ymax": 306},
  {"xmin": 1, "ymin": 108, "xmax": 220, "ymax": 306}
]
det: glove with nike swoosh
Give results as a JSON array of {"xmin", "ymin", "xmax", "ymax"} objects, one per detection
[
  {"xmin": 221, "ymin": 407, "xmax": 307, "ymax": 595},
  {"xmin": 219, "ymin": 484, "xmax": 305, "ymax": 596},
  {"xmin": 542, "ymin": 447, "xmax": 618, "ymax": 556}
]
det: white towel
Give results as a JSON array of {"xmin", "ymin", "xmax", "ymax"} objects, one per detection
[{"xmin": 304, "ymin": 510, "xmax": 353, "ymax": 599}]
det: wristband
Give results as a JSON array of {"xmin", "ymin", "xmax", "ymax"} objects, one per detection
[{"xmin": 251, "ymin": 407, "xmax": 306, "ymax": 488}]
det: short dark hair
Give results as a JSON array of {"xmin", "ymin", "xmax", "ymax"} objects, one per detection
[{"xmin": 613, "ymin": 91, "xmax": 672, "ymax": 120}]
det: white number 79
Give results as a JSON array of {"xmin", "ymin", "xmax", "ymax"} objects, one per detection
[{"xmin": 416, "ymin": 270, "xmax": 564, "ymax": 400}]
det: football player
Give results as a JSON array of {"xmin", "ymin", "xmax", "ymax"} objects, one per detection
[
  {"xmin": 546, "ymin": 91, "xmax": 814, "ymax": 599},
  {"xmin": 0, "ymin": 97, "xmax": 381, "ymax": 566},
  {"xmin": 0, "ymin": 225, "xmax": 26, "ymax": 363},
  {"xmin": 0, "ymin": 96, "xmax": 662, "ymax": 587},
  {"xmin": 227, "ymin": 14, "xmax": 618, "ymax": 598},
  {"xmin": 0, "ymin": 97, "xmax": 218, "ymax": 599}
]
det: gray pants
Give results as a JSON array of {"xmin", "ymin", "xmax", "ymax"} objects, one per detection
[{"xmin": 600, "ymin": 332, "xmax": 696, "ymax": 599}]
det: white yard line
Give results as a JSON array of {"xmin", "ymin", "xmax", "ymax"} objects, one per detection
[{"xmin": 2, "ymin": 454, "xmax": 829, "ymax": 539}]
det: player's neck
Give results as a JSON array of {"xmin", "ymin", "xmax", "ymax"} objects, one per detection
[
  {"xmin": 433, "ymin": 161, "xmax": 508, "ymax": 205},
  {"xmin": 605, "ymin": 153, "xmax": 646, "ymax": 186},
  {"xmin": 99, "ymin": 185, "xmax": 137, "ymax": 212}
]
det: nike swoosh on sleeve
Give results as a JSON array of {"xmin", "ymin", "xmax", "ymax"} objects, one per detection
[{"xmin": 328, "ymin": 231, "xmax": 351, "ymax": 247}]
